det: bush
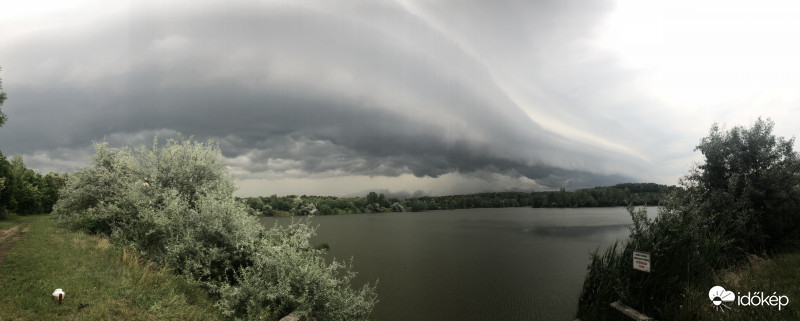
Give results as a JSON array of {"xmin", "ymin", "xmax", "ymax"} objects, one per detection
[
  {"xmin": 577, "ymin": 200, "xmax": 740, "ymax": 320},
  {"xmin": 577, "ymin": 119, "xmax": 800, "ymax": 320},
  {"xmin": 52, "ymin": 136, "xmax": 377, "ymax": 320},
  {"xmin": 390, "ymin": 202, "xmax": 405, "ymax": 212},
  {"xmin": 217, "ymin": 220, "xmax": 377, "ymax": 320}
]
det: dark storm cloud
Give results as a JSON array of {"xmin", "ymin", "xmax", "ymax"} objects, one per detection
[{"xmin": 0, "ymin": 0, "xmax": 650, "ymax": 191}]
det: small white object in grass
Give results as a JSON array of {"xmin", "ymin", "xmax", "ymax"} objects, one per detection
[{"xmin": 52, "ymin": 289, "xmax": 65, "ymax": 305}]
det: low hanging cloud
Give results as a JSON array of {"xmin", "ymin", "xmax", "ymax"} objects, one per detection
[{"xmin": 0, "ymin": 0, "xmax": 687, "ymax": 195}]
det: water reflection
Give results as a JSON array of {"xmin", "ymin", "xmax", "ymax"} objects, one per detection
[{"xmin": 525, "ymin": 224, "xmax": 628, "ymax": 239}]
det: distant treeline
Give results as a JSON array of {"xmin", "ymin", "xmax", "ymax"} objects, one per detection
[
  {"xmin": 0, "ymin": 151, "xmax": 66, "ymax": 218},
  {"xmin": 239, "ymin": 183, "xmax": 679, "ymax": 216}
]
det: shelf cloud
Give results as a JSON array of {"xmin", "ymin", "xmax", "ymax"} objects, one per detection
[{"xmin": 3, "ymin": 0, "xmax": 798, "ymax": 195}]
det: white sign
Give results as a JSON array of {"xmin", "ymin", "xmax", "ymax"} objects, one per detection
[{"xmin": 633, "ymin": 251, "xmax": 651, "ymax": 272}]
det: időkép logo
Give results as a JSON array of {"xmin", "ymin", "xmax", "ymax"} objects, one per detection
[{"xmin": 709, "ymin": 286, "xmax": 789, "ymax": 312}]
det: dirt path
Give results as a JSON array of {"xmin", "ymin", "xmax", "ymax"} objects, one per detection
[
  {"xmin": 0, "ymin": 226, "xmax": 20, "ymax": 244},
  {"xmin": 0, "ymin": 224, "xmax": 30, "ymax": 267}
]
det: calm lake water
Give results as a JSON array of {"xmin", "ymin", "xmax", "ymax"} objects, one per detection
[{"xmin": 259, "ymin": 207, "xmax": 654, "ymax": 321}]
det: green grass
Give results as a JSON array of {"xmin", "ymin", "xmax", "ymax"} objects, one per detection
[
  {"xmin": 0, "ymin": 214, "xmax": 223, "ymax": 320},
  {"xmin": 685, "ymin": 251, "xmax": 800, "ymax": 320},
  {"xmin": 0, "ymin": 214, "xmax": 39, "ymax": 229}
]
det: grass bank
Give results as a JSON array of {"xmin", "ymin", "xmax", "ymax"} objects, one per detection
[
  {"xmin": 577, "ymin": 206, "xmax": 800, "ymax": 320},
  {"xmin": 688, "ymin": 251, "xmax": 800, "ymax": 320},
  {"xmin": 0, "ymin": 214, "xmax": 222, "ymax": 320}
]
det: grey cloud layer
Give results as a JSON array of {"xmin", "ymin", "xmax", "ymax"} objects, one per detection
[{"xmin": 0, "ymin": 0, "xmax": 654, "ymax": 190}]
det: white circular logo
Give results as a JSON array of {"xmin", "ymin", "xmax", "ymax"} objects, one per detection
[{"xmin": 709, "ymin": 286, "xmax": 735, "ymax": 311}]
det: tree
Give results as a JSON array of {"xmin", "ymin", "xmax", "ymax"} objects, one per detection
[
  {"xmin": 0, "ymin": 151, "xmax": 13, "ymax": 217},
  {"xmin": 378, "ymin": 193, "xmax": 386, "ymax": 207},
  {"xmin": 390, "ymin": 202, "xmax": 405, "ymax": 212},
  {"xmin": 41, "ymin": 173, "xmax": 67, "ymax": 213},
  {"xmin": 246, "ymin": 196, "xmax": 265, "ymax": 213},
  {"xmin": 0, "ymin": 152, "xmax": 62, "ymax": 217},
  {"xmin": 366, "ymin": 191, "xmax": 378, "ymax": 205},
  {"xmin": 689, "ymin": 118, "xmax": 800, "ymax": 251},
  {"xmin": 0, "ymin": 67, "xmax": 7, "ymax": 127},
  {"xmin": 295, "ymin": 202, "xmax": 318, "ymax": 216},
  {"xmin": 8, "ymin": 155, "xmax": 43, "ymax": 215},
  {"xmin": 0, "ymin": 178, "xmax": 5, "ymax": 219},
  {"xmin": 410, "ymin": 200, "xmax": 426, "ymax": 212}
]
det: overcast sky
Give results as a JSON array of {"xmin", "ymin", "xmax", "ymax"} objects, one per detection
[{"xmin": 2, "ymin": 0, "xmax": 800, "ymax": 197}]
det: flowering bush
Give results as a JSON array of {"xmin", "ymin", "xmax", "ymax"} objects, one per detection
[{"xmin": 52, "ymin": 136, "xmax": 376, "ymax": 320}]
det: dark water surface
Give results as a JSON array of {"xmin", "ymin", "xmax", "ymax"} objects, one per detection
[{"xmin": 260, "ymin": 207, "xmax": 654, "ymax": 320}]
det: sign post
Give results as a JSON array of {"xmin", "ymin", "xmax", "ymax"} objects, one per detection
[{"xmin": 633, "ymin": 251, "xmax": 651, "ymax": 272}]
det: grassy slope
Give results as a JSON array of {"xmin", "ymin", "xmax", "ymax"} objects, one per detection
[
  {"xmin": 0, "ymin": 214, "xmax": 222, "ymax": 320},
  {"xmin": 685, "ymin": 251, "xmax": 800, "ymax": 320}
]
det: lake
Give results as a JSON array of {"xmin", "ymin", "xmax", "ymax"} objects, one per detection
[{"xmin": 259, "ymin": 207, "xmax": 654, "ymax": 320}]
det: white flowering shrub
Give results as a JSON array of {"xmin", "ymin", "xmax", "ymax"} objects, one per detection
[
  {"xmin": 390, "ymin": 202, "xmax": 405, "ymax": 212},
  {"xmin": 217, "ymin": 220, "xmax": 378, "ymax": 320},
  {"xmin": 52, "ymin": 143, "xmax": 144, "ymax": 234},
  {"xmin": 52, "ymin": 136, "xmax": 376, "ymax": 320}
]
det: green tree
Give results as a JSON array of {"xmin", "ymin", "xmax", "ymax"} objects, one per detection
[
  {"xmin": 366, "ymin": 191, "xmax": 378, "ymax": 205},
  {"xmin": 8, "ymin": 155, "xmax": 43, "ymax": 215},
  {"xmin": 41, "ymin": 172, "xmax": 67, "ymax": 213},
  {"xmin": 378, "ymin": 193, "xmax": 387, "ymax": 207},
  {"xmin": 245, "ymin": 196, "xmax": 265, "ymax": 213},
  {"xmin": 690, "ymin": 118, "xmax": 800, "ymax": 251},
  {"xmin": 317, "ymin": 203, "xmax": 333, "ymax": 215},
  {"xmin": 410, "ymin": 200, "xmax": 426, "ymax": 212},
  {"xmin": 0, "ymin": 67, "xmax": 7, "ymax": 127},
  {"xmin": 390, "ymin": 202, "xmax": 405, "ymax": 212},
  {"xmin": 0, "ymin": 151, "xmax": 13, "ymax": 217}
]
